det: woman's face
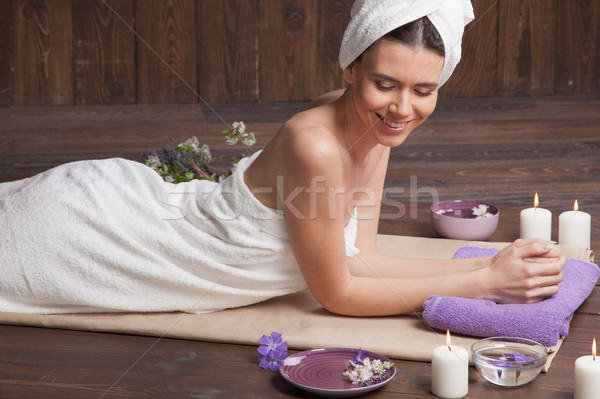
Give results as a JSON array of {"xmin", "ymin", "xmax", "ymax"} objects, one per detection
[{"xmin": 343, "ymin": 39, "xmax": 444, "ymax": 148}]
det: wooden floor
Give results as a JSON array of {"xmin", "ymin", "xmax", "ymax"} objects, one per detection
[{"xmin": 0, "ymin": 95, "xmax": 599, "ymax": 398}]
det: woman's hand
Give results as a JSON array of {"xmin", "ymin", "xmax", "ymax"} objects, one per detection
[{"xmin": 484, "ymin": 239, "xmax": 565, "ymax": 304}]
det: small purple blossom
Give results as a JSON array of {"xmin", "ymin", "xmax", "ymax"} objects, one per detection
[
  {"xmin": 258, "ymin": 349, "xmax": 288, "ymax": 371},
  {"xmin": 258, "ymin": 332, "xmax": 288, "ymax": 356},
  {"xmin": 505, "ymin": 353, "xmax": 535, "ymax": 364},
  {"xmin": 257, "ymin": 332, "xmax": 287, "ymax": 371},
  {"xmin": 491, "ymin": 352, "xmax": 535, "ymax": 379},
  {"xmin": 491, "ymin": 352, "xmax": 535, "ymax": 368},
  {"xmin": 352, "ymin": 348, "xmax": 366, "ymax": 364}
]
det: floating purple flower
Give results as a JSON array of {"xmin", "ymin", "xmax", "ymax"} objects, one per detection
[
  {"xmin": 506, "ymin": 353, "xmax": 535, "ymax": 364},
  {"xmin": 491, "ymin": 352, "xmax": 535, "ymax": 368},
  {"xmin": 491, "ymin": 352, "xmax": 535, "ymax": 381}
]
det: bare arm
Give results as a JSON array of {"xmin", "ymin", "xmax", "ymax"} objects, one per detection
[{"xmin": 276, "ymin": 125, "xmax": 564, "ymax": 316}]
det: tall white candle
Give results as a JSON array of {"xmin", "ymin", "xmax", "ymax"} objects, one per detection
[
  {"xmin": 520, "ymin": 193, "xmax": 552, "ymax": 241},
  {"xmin": 431, "ymin": 331, "xmax": 469, "ymax": 399},
  {"xmin": 559, "ymin": 200, "xmax": 591, "ymax": 249},
  {"xmin": 575, "ymin": 339, "xmax": 600, "ymax": 399}
]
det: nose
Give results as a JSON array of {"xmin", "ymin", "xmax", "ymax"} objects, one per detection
[{"xmin": 389, "ymin": 93, "xmax": 411, "ymax": 116}]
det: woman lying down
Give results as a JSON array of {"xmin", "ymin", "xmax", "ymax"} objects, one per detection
[{"xmin": 0, "ymin": 0, "xmax": 564, "ymax": 315}]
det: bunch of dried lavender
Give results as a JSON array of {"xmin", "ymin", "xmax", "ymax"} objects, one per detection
[{"xmin": 142, "ymin": 121, "xmax": 255, "ymax": 183}]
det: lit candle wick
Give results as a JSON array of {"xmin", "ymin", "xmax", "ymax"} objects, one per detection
[{"xmin": 446, "ymin": 329, "xmax": 452, "ymax": 351}]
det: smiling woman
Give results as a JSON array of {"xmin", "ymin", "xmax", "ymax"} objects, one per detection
[
  {"xmin": 341, "ymin": 38, "xmax": 442, "ymax": 148},
  {"xmin": 0, "ymin": 0, "xmax": 566, "ymax": 316}
]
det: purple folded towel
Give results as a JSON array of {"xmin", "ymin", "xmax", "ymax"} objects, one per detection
[{"xmin": 422, "ymin": 246, "xmax": 600, "ymax": 347}]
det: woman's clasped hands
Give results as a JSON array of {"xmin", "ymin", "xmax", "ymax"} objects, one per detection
[{"xmin": 484, "ymin": 239, "xmax": 566, "ymax": 304}]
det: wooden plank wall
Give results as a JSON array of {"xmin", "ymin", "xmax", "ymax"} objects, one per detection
[{"xmin": 0, "ymin": 0, "xmax": 598, "ymax": 107}]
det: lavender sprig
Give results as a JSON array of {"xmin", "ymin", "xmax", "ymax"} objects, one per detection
[{"xmin": 142, "ymin": 121, "xmax": 254, "ymax": 183}]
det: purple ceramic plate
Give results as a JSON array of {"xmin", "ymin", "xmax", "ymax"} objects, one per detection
[{"xmin": 279, "ymin": 348, "xmax": 396, "ymax": 397}]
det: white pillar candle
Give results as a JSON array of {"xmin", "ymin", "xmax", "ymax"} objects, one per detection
[
  {"xmin": 559, "ymin": 200, "xmax": 591, "ymax": 249},
  {"xmin": 575, "ymin": 339, "xmax": 600, "ymax": 399},
  {"xmin": 520, "ymin": 193, "xmax": 552, "ymax": 241},
  {"xmin": 431, "ymin": 331, "xmax": 469, "ymax": 398}
]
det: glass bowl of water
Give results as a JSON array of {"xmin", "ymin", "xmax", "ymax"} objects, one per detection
[{"xmin": 471, "ymin": 337, "xmax": 547, "ymax": 387}]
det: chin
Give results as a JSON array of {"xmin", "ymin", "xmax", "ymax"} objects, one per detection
[{"xmin": 378, "ymin": 132, "xmax": 411, "ymax": 148}]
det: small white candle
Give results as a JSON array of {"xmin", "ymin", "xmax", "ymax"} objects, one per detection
[
  {"xmin": 431, "ymin": 330, "xmax": 469, "ymax": 399},
  {"xmin": 559, "ymin": 200, "xmax": 591, "ymax": 249},
  {"xmin": 520, "ymin": 192, "xmax": 552, "ymax": 241},
  {"xmin": 575, "ymin": 339, "xmax": 600, "ymax": 399}
]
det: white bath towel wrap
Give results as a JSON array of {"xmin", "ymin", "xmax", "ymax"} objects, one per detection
[
  {"xmin": 0, "ymin": 151, "xmax": 360, "ymax": 314},
  {"xmin": 339, "ymin": 0, "xmax": 474, "ymax": 86}
]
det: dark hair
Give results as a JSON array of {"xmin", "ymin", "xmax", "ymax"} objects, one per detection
[
  {"xmin": 385, "ymin": 17, "xmax": 445, "ymax": 57},
  {"xmin": 356, "ymin": 17, "xmax": 445, "ymax": 61}
]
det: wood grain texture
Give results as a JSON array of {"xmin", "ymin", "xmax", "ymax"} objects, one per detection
[
  {"xmin": 379, "ymin": 96, "xmax": 600, "ymax": 245},
  {"xmin": 2, "ymin": 0, "xmax": 600, "ymax": 106},
  {"xmin": 197, "ymin": 0, "xmax": 259, "ymax": 103},
  {"xmin": 12, "ymin": 0, "xmax": 73, "ymax": 106},
  {"xmin": 440, "ymin": 0, "xmax": 498, "ymax": 98},
  {"xmin": 555, "ymin": 0, "xmax": 600, "ymax": 95},
  {"xmin": 313, "ymin": 0, "xmax": 352, "ymax": 97},
  {"xmin": 0, "ymin": 96, "xmax": 598, "ymax": 398},
  {"xmin": 498, "ymin": 0, "xmax": 557, "ymax": 96},
  {"xmin": 135, "ymin": 0, "xmax": 197, "ymax": 104},
  {"xmin": 0, "ymin": 2, "xmax": 12, "ymax": 106},
  {"xmin": 72, "ymin": 0, "xmax": 136, "ymax": 105},
  {"xmin": 258, "ymin": 0, "xmax": 319, "ymax": 101}
]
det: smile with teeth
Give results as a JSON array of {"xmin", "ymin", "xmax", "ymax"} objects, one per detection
[{"xmin": 377, "ymin": 114, "xmax": 409, "ymax": 129}]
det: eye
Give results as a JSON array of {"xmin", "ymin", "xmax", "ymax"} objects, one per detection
[
  {"xmin": 375, "ymin": 81, "xmax": 394, "ymax": 91},
  {"xmin": 414, "ymin": 89, "xmax": 435, "ymax": 97}
]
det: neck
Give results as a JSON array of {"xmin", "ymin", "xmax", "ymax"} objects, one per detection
[{"xmin": 335, "ymin": 88, "xmax": 382, "ymax": 163}]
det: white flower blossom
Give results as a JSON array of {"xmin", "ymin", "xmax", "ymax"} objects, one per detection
[
  {"xmin": 242, "ymin": 132, "xmax": 256, "ymax": 146},
  {"xmin": 145, "ymin": 155, "xmax": 162, "ymax": 171},
  {"xmin": 342, "ymin": 356, "xmax": 394, "ymax": 385},
  {"xmin": 225, "ymin": 135, "xmax": 238, "ymax": 145},
  {"xmin": 472, "ymin": 204, "xmax": 491, "ymax": 218},
  {"xmin": 199, "ymin": 144, "xmax": 212, "ymax": 164},
  {"xmin": 232, "ymin": 121, "xmax": 246, "ymax": 134}
]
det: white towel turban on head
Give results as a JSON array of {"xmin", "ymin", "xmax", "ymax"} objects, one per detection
[{"xmin": 339, "ymin": 0, "xmax": 474, "ymax": 87}]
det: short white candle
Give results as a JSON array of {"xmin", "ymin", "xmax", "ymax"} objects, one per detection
[
  {"xmin": 431, "ymin": 331, "xmax": 469, "ymax": 399},
  {"xmin": 559, "ymin": 200, "xmax": 591, "ymax": 249},
  {"xmin": 520, "ymin": 193, "xmax": 552, "ymax": 241},
  {"xmin": 575, "ymin": 339, "xmax": 600, "ymax": 399}
]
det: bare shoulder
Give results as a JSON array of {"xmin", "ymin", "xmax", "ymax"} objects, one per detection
[
  {"xmin": 273, "ymin": 105, "xmax": 344, "ymax": 175},
  {"xmin": 306, "ymin": 89, "xmax": 346, "ymax": 110},
  {"xmin": 244, "ymin": 104, "xmax": 346, "ymax": 209}
]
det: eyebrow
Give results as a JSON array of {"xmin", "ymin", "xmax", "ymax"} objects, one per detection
[{"xmin": 371, "ymin": 72, "xmax": 439, "ymax": 88}]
